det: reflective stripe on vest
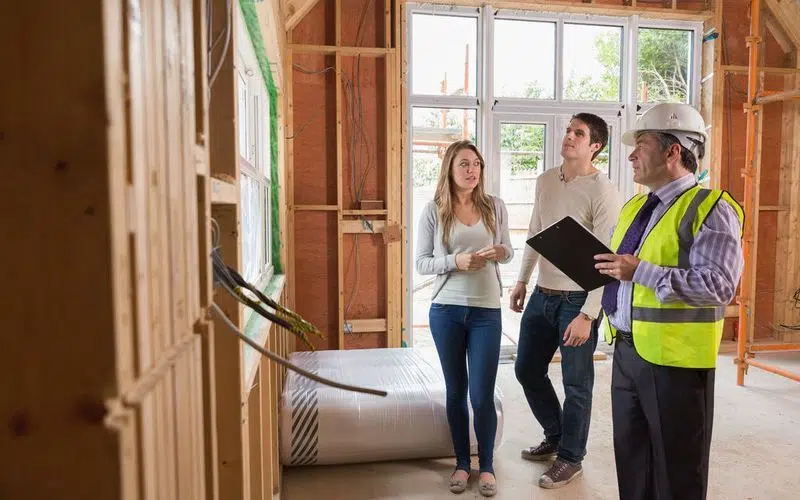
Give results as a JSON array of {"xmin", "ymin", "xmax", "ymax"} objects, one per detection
[
  {"xmin": 631, "ymin": 305, "xmax": 725, "ymax": 323},
  {"xmin": 602, "ymin": 185, "xmax": 744, "ymax": 369},
  {"xmin": 677, "ymin": 188, "xmax": 712, "ymax": 269}
]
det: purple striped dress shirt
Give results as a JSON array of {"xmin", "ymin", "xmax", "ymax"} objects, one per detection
[{"xmin": 606, "ymin": 173, "xmax": 744, "ymax": 333}]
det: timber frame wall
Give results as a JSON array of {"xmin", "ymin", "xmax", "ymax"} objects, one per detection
[
  {"xmin": 207, "ymin": 0, "xmax": 294, "ymax": 498},
  {"xmin": 707, "ymin": 0, "xmax": 800, "ymax": 352},
  {"xmin": 2, "ymin": 0, "xmax": 293, "ymax": 499},
  {"xmin": 729, "ymin": 0, "xmax": 800, "ymax": 385},
  {"xmin": 285, "ymin": 0, "xmax": 403, "ymax": 350}
]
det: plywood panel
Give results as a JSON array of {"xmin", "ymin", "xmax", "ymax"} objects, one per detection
[
  {"xmin": 343, "ymin": 234, "xmax": 387, "ymax": 320},
  {"xmin": 721, "ymin": 4, "xmax": 749, "ymax": 68},
  {"xmin": 718, "ymin": 75, "xmax": 785, "ymax": 206},
  {"xmin": 340, "ymin": 56, "xmax": 388, "ymax": 210},
  {"xmin": 292, "ymin": 0, "xmax": 335, "ymax": 46},
  {"xmin": 755, "ymin": 211, "xmax": 778, "ymax": 339},
  {"xmin": 721, "ymin": 74, "xmax": 747, "ymax": 200},
  {"xmin": 344, "ymin": 332, "xmax": 387, "ymax": 349},
  {"xmin": 718, "ymin": 18, "xmax": 786, "ymax": 340},
  {"xmin": 754, "ymin": 74, "xmax": 783, "ymax": 340},
  {"xmin": 759, "ymin": 75, "xmax": 787, "ymax": 206},
  {"xmin": 724, "ymin": 0, "xmax": 793, "ymax": 68},
  {"xmin": 774, "ymin": 69, "xmax": 800, "ymax": 333},
  {"xmin": 294, "ymin": 212, "xmax": 340, "ymax": 349},
  {"xmin": 291, "ymin": 53, "xmax": 338, "ymax": 206},
  {"xmin": 341, "ymin": 0, "xmax": 387, "ymax": 47}
]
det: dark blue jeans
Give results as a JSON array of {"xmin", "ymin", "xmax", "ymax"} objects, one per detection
[
  {"xmin": 514, "ymin": 288, "xmax": 598, "ymax": 464},
  {"xmin": 429, "ymin": 304, "xmax": 502, "ymax": 474}
]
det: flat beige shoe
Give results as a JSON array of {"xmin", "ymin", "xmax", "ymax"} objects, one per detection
[
  {"xmin": 478, "ymin": 473, "xmax": 497, "ymax": 497},
  {"xmin": 448, "ymin": 470, "xmax": 469, "ymax": 494}
]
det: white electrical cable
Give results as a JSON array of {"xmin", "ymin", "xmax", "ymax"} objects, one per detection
[
  {"xmin": 210, "ymin": 303, "xmax": 388, "ymax": 397},
  {"xmin": 208, "ymin": 0, "xmax": 232, "ymax": 89}
]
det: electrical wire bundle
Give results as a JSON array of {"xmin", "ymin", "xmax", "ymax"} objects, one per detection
[
  {"xmin": 211, "ymin": 246, "xmax": 323, "ymax": 351},
  {"xmin": 209, "ymin": 219, "xmax": 387, "ymax": 397}
]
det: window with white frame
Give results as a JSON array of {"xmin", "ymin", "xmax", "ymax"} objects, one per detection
[
  {"xmin": 406, "ymin": 5, "xmax": 701, "ymax": 194},
  {"xmin": 237, "ymin": 10, "xmax": 272, "ymax": 289},
  {"xmin": 406, "ymin": 4, "xmax": 702, "ymax": 348}
]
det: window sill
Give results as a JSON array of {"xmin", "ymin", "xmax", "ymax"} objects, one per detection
[{"xmin": 241, "ymin": 273, "xmax": 286, "ymax": 392}]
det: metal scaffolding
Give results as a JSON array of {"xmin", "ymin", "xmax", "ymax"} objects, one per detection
[{"xmin": 734, "ymin": 0, "xmax": 800, "ymax": 385}]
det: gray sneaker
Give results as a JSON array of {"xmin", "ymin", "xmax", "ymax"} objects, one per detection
[
  {"xmin": 538, "ymin": 458, "xmax": 583, "ymax": 489},
  {"xmin": 521, "ymin": 440, "xmax": 558, "ymax": 462}
]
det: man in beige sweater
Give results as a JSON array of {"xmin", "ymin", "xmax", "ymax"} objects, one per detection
[{"xmin": 510, "ymin": 113, "xmax": 622, "ymax": 489}]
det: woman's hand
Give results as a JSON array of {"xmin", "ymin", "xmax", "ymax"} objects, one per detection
[
  {"xmin": 456, "ymin": 253, "xmax": 487, "ymax": 271},
  {"xmin": 476, "ymin": 245, "xmax": 506, "ymax": 262}
]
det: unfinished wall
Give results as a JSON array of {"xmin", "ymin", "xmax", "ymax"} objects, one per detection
[
  {"xmin": 286, "ymin": 0, "xmax": 402, "ymax": 351},
  {"xmin": 0, "ymin": 0, "xmax": 213, "ymax": 498},
  {"xmin": 718, "ymin": 0, "xmax": 800, "ymax": 341}
]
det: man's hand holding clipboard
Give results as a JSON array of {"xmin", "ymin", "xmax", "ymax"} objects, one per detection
[
  {"xmin": 593, "ymin": 253, "xmax": 640, "ymax": 281},
  {"xmin": 525, "ymin": 216, "xmax": 617, "ymax": 291}
]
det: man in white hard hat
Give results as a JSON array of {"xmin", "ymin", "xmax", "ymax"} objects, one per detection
[{"xmin": 593, "ymin": 102, "xmax": 744, "ymax": 500}]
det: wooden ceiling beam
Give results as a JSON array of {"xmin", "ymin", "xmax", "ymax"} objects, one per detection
[
  {"xmin": 763, "ymin": 8, "xmax": 793, "ymax": 54},
  {"xmin": 283, "ymin": 0, "xmax": 322, "ymax": 32},
  {"xmin": 764, "ymin": 0, "xmax": 800, "ymax": 50}
]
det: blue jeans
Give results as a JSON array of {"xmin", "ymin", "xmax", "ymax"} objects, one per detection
[
  {"xmin": 514, "ymin": 288, "xmax": 598, "ymax": 464},
  {"xmin": 429, "ymin": 304, "xmax": 502, "ymax": 474}
]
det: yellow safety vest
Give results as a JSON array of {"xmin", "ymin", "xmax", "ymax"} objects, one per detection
[{"xmin": 602, "ymin": 185, "xmax": 744, "ymax": 369}]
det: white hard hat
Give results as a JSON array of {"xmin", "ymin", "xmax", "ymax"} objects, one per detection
[{"xmin": 622, "ymin": 103, "xmax": 707, "ymax": 158}]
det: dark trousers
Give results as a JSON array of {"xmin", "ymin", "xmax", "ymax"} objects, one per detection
[
  {"xmin": 429, "ymin": 304, "xmax": 502, "ymax": 474},
  {"xmin": 612, "ymin": 338, "xmax": 715, "ymax": 500},
  {"xmin": 514, "ymin": 288, "xmax": 598, "ymax": 464}
]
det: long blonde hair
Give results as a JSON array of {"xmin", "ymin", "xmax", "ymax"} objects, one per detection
[{"xmin": 434, "ymin": 140, "xmax": 496, "ymax": 248}]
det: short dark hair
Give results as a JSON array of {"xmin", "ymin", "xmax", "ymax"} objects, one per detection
[
  {"xmin": 651, "ymin": 132, "xmax": 698, "ymax": 174},
  {"xmin": 572, "ymin": 113, "xmax": 609, "ymax": 160}
]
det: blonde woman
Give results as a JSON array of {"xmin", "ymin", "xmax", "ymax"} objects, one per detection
[{"xmin": 415, "ymin": 140, "xmax": 513, "ymax": 497}]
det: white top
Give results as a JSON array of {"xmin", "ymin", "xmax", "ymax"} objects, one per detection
[
  {"xmin": 517, "ymin": 166, "xmax": 623, "ymax": 318},
  {"xmin": 433, "ymin": 218, "xmax": 501, "ymax": 309},
  {"xmin": 415, "ymin": 196, "xmax": 514, "ymax": 303}
]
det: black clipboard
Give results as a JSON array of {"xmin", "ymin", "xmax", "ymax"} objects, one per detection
[{"xmin": 526, "ymin": 215, "xmax": 617, "ymax": 291}]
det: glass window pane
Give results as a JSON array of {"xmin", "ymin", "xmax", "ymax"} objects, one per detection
[
  {"xmin": 497, "ymin": 122, "xmax": 547, "ymax": 337},
  {"xmin": 264, "ymin": 184, "xmax": 272, "ymax": 266},
  {"xmin": 250, "ymin": 94, "xmax": 259, "ymax": 166},
  {"xmin": 411, "ymin": 107, "xmax": 477, "ymax": 189},
  {"xmin": 593, "ymin": 124, "xmax": 612, "ymax": 179},
  {"xmin": 237, "ymin": 72, "xmax": 248, "ymax": 158},
  {"xmin": 637, "ymin": 28, "xmax": 692, "ymax": 103},
  {"xmin": 263, "ymin": 94, "xmax": 271, "ymax": 179},
  {"xmin": 411, "ymin": 13, "xmax": 478, "ymax": 96},
  {"xmin": 563, "ymin": 24, "xmax": 622, "ymax": 102},
  {"xmin": 494, "ymin": 20, "xmax": 555, "ymax": 99},
  {"xmin": 240, "ymin": 172, "xmax": 264, "ymax": 282}
]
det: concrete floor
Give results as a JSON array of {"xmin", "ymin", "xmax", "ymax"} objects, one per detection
[{"xmin": 282, "ymin": 350, "xmax": 800, "ymax": 500}]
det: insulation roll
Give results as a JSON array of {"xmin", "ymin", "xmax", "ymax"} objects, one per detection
[{"xmin": 279, "ymin": 347, "xmax": 504, "ymax": 466}]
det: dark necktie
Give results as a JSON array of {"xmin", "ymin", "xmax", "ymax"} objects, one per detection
[{"xmin": 601, "ymin": 193, "xmax": 660, "ymax": 316}]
